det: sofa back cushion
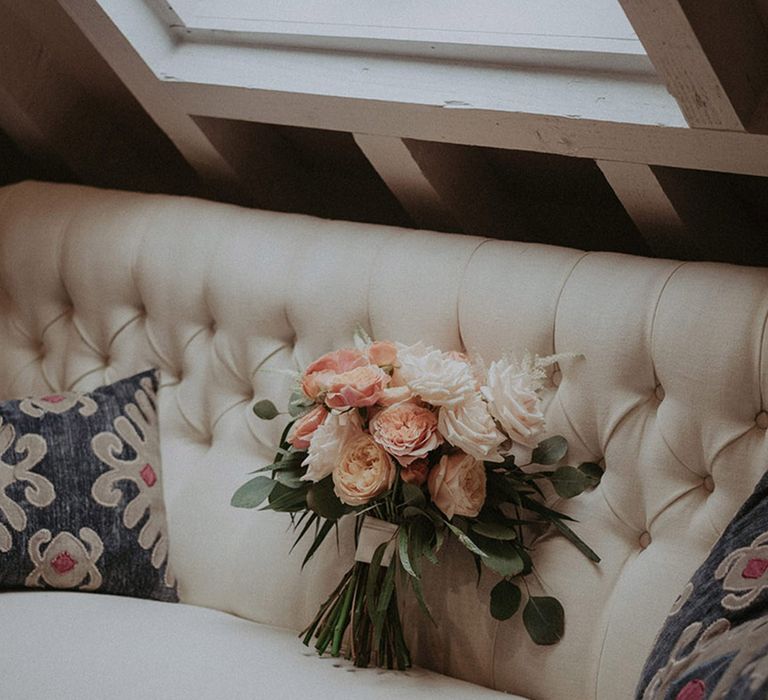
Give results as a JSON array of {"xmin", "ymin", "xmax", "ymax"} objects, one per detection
[{"xmin": 2, "ymin": 181, "xmax": 768, "ymax": 700}]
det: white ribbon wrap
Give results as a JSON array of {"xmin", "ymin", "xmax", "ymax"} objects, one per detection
[{"xmin": 354, "ymin": 516, "xmax": 398, "ymax": 567}]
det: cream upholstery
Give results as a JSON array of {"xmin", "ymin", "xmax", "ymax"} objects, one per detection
[{"xmin": 1, "ymin": 181, "xmax": 767, "ymax": 699}]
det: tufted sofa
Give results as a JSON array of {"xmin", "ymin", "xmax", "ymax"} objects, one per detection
[{"xmin": 1, "ymin": 181, "xmax": 766, "ymax": 699}]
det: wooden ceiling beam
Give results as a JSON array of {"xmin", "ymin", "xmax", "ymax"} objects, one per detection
[
  {"xmin": 599, "ymin": 159, "xmax": 766, "ymax": 265},
  {"xmin": 619, "ymin": 0, "xmax": 768, "ymax": 131},
  {"xmin": 355, "ymin": 134, "xmax": 532, "ymax": 239}
]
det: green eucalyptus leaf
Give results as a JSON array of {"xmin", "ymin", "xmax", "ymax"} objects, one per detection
[
  {"xmin": 288, "ymin": 390, "xmax": 313, "ymax": 418},
  {"xmin": 531, "ymin": 435, "xmax": 568, "ymax": 465},
  {"xmin": 490, "ymin": 580, "xmax": 522, "ymax": 621},
  {"xmin": 471, "ymin": 522, "xmax": 518, "ymax": 541},
  {"xmin": 549, "ymin": 466, "xmax": 590, "ymax": 499},
  {"xmin": 306, "ymin": 477, "xmax": 346, "ymax": 520},
  {"xmin": 231, "ymin": 475, "xmax": 276, "ymax": 508},
  {"xmin": 523, "ymin": 596, "xmax": 564, "ymax": 645},
  {"xmin": 273, "ymin": 468, "xmax": 304, "ymax": 489},
  {"xmin": 579, "ymin": 462, "xmax": 605, "ymax": 486},
  {"xmin": 253, "ymin": 399, "xmax": 280, "ymax": 420},
  {"xmin": 474, "ymin": 536, "xmax": 525, "ymax": 578}
]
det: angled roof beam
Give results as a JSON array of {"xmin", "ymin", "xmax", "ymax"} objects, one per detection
[{"xmin": 620, "ymin": 0, "xmax": 768, "ymax": 131}]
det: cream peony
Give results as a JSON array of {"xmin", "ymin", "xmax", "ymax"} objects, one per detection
[
  {"xmin": 437, "ymin": 394, "xmax": 505, "ymax": 463},
  {"xmin": 287, "ymin": 405, "xmax": 328, "ymax": 450},
  {"xmin": 481, "ymin": 357, "xmax": 546, "ymax": 447},
  {"xmin": 370, "ymin": 401, "xmax": 442, "ymax": 466},
  {"xmin": 333, "ymin": 434, "xmax": 395, "ymax": 506},
  {"xmin": 428, "ymin": 452, "xmax": 486, "ymax": 519},
  {"xmin": 395, "ymin": 341, "xmax": 476, "ymax": 407},
  {"xmin": 301, "ymin": 411, "xmax": 362, "ymax": 482}
]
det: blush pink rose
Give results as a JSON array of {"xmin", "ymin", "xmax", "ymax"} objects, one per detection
[
  {"xmin": 300, "ymin": 348, "xmax": 368, "ymax": 400},
  {"xmin": 286, "ymin": 405, "xmax": 328, "ymax": 450},
  {"xmin": 370, "ymin": 401, "xmax": 442, "ymax": 466},
  {"xmin": 428, "ymin": 452, "xmax": 486, "ymax": 519},
  {"xmin": 333, "ymin": 434, "xmax": 395, "ymax": 506},
  {"xmin": 367, "ymin": 341, "xmax": 398, "ymax": 367},
  {"xmin": 324, "ymin": 365, "xmax": 390, "ymax": 409}
]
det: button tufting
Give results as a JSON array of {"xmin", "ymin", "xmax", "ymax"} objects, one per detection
[
  {"xmin": 639, "ymin": 532, "xmax": 652, "ymax": 549},
  {"xmin": 552, "ymin": 368, "xmax": 562, "ymax": 387},
  {"xmin": 703, "ymin": 476, "xmax": 715, "ymax": 493},
  {"xmin": 756, "ymin": 411, "xmax": 768, "ymax": 430},
  {"xmin": 209, "ymin": 320, "xmax": 217, "ymax": 333},
  {"xmin": 654, "ymin": 384, "xmax": 665, "ymax": 401}
]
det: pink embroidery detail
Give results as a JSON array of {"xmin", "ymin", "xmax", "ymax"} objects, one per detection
[
  {"xmin": 41, "ymin": 395, "xmax": 65, "ymax": 404},
  {"xmin": 140, "ymin": 464, "xmax": 157, "ymax": 487},
  {"xmin": 51, "ymin": 551, "xmax": 77, "ymax": 574},
  {"xmin": 742, "ymin": 558, "xmax": 768, "ymax": 579},
  {"xmin": 676, "ymin": 679, "xmax": 706, "ymax": 700}
]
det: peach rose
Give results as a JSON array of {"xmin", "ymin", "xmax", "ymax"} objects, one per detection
[
  {"xmin": 370, "ymin": 401, "xmax": 442, "ymax": 466},
  {"xmin": 367, "ymin": 340, "xmax": 398, "ymax": 367},
  {"xmin": 400, "ymin": 459, "xmax": 430, "ymax": 486},
  {"xmin": 333, "ymin": 434, "xmax": 395, "ymax": 506},
  {"xmin": 324, "ymin": 365, "xmax": 390, "ymax": 409},
  {"xmin": 286, "ymin": 405, "xmax": 328, "ymax": 450},
  {"xmin": 300, "ymin": 348, "xmax": 368, "ymax": 400},
  {"xmin": 428, "ymin": 452, "xmax": 486, "ymax": 519}
]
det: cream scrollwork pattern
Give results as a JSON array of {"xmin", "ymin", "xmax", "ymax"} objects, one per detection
[
  {"xmin": 0, "ymin": 418, "xmax": 53, "ymax": 552},
  {"xmin": 19, "ymin": 392, "xmax": 97, "ymax": 418},
  {"xmin": 91, "ymin": 377, "xmax": 173, "ymax": 585},
  {"xmin": 25, "ymin": 527, "xmax": 104, "ymax": 591}
]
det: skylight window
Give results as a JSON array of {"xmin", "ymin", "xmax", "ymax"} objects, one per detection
[{"xmin": 170, "ymin": 0, "xmax": 646, "ymax": 67}]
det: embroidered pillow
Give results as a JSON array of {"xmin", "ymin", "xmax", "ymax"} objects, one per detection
[
  {"xmin": 0, "ymin": 369, "xmax": 177, "ymax": 601},
  {"xmin": 636, "ymin": 471, "xmax": 768, "ymax": 699}
]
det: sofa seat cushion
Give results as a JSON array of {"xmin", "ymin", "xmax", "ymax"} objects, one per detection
[{"xmin": 0, "ymin": 591, "xmax": 520, "ymax": 699}]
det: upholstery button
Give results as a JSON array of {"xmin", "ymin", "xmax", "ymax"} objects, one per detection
[
  {"xmin": 756, "ymin": 411, "xmax": 768, "ymax": 430},
  {"xmin": 654, "ymin": 384, "xmax": 665, "ymax": 401},
  {"xmin": 703, "ymin": 476, "xmax": 715, "ymax": 493},
  {"xmin": 209, "ymin": 320, "xmax": 217, "ymax": 333},
  {"xmin": 639, "ymin": 532, "xmax": 651, "ymax": 549},
  {"xmin": 552, "ymin": 368, "xmax": 562, "ymax": 387}
]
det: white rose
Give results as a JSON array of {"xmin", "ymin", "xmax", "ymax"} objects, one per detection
[
  {"xmin": 481, "ymin": 358, "xmax": 545, "ymax": 447},
  {"xmin": 437, "ymin": 394, "xmax": 505, "ymax": 463},
  {"xmin": 301, "ymin": 411, "xmax": 362, "ymax": 482},
  {"xmin": 396, "ymin": 341, "xmax": 476, "ymax": 407}
]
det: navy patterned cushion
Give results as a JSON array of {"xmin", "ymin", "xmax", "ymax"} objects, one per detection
[
  {"xmin": 0, "ymin": 370, "xmax": 176, "ymax": 601},
  {"xmin": 636, "ymin": 471, "xmax": 768, "ymax": 699}
]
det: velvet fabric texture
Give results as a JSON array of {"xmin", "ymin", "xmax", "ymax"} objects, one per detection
[
  {"xmin": 0, "ymin": 369, "xmax": 176, "ymax": 601},
  {"xmin": 637, "ymin": 471, "xmax": 768, "ymax": 699}
]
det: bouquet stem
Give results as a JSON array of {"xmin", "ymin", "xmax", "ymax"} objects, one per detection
[{"xmin": 301, "ymin": 561, "xmax": 411, "ymax": 670}]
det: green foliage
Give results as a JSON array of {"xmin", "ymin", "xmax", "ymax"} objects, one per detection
[
  {"xmin": 490, "ymin": 580, "xmax": 521, "ymax": 621},
  {"xmin": 471, "ymin": 522, "xmax": 518, "ymax": 541},
  {"xmin": 579, "ymin": 461, "xmax": 605, "ymax": 486},
  {"xmin": 230, "ymin": 475, "xmax": 276, "ymax": 508},
  {"xmin": 253, "ymin": 399, "xmax": 280, "ymax": 420},
  {"xmin": 531, "ymin": 435, "xmax": 568, "ymax": 465},
  {"xmin": 523, "ymin": 596, "xmax": 564, "ymax": 645},
  {"xmin": 548, "ymin": 465, "xmax": 591, "ymax": 498},
  {"xmin": 474, "ymin": 536, "xmax": 525, "ymax": 578},
  {"xmin": 288, "ymin": 390, "xmax": 314, "ymax": 418},
  {"xmin": 306, "ymin": 477, "xmax": 346, "ymax": 520}
]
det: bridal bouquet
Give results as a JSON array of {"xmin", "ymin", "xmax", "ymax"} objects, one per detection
[{"xmin": 232, "ymin": 328, "xmax": 601, "ymax": 670}]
